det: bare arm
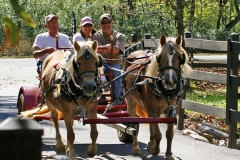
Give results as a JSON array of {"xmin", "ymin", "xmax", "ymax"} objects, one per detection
[
  {"xmin": 97, "ymin": 44, "xmax": 120, "ymax": 56},
  {"xmin": 33, "ymin": 46, "xmax": 55, "ymax": 59}
]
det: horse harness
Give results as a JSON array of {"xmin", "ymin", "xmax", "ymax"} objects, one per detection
[
  {"xmin": 40, "ymin": 49, "xmax": 101, "ymax": 107},
  {"xmin": 120, "ymin": 50, "xmax": 184, "ymax": 117}
]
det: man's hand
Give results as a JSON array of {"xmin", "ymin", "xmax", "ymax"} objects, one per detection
[
  {"xmin": 44, "ymin": 47, "xmax": 55, "ymax": 54},
  {"xmin": 104, "ymin": 44, "xmax": 112, "ymax": 52},
  {"xmin": 97, "ymin": 44, "xmax": 112, "ymax": 56}
]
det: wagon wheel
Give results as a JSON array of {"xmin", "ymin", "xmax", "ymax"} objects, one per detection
[
  {"xmin": 117, "ymin": 123, "xmax": 139, "ymax": 142},
  {"xmin": 17, "ymin": 93, "xmax": 24, "ymax": 115}
]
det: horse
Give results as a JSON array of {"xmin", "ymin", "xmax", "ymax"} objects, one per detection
[
  {"xmin": 20, "ymin": 40, "xmax": 103, "ymax": 159},
  {"xmin": 123, "ymin": 35, "xmax": 192, "ymax": 160}
]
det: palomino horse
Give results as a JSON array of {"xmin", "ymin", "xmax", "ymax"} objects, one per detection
[
  {"xmin": 21, "ymin": 40, "xmax": 103, "ymax": 159},
  {"xmin": 123, "ymin": 35, "xmax": 192, "ymax": 160}
]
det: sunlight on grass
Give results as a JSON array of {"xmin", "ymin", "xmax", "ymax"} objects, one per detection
[
  {"xmin": 186, "ymin": 89, "xmax": 240, "ymax": 130},
  {"xmin": 186, "ymin": 90, "xmax": 240, "ymax": 109}
]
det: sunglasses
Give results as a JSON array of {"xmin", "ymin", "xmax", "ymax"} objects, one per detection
[
  {"xmin": 83, "ymin": 24, "xmax": 93, "ymax": 27},
  {"xmin": 100, "ymin": 21, "xmax": 112, "ymax": 25}
]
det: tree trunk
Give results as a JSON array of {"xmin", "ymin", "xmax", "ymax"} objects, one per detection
[
  {"xmin": 188, "ymin": 0, "xmax": 195, "ymax": 32},
  {"xmin": 225, "ymin": 0, "xmax": 240, "ymax": 31},
  {"xmin": 176, "ymin": 0, "xmax": 184, "ymax": 36}
]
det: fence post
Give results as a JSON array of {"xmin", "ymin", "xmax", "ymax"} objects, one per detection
[
  {"xmin": 130, "ymin": 33, "xmax": 138, "ymax": 43},
  {"xmin": 231, "ymin": 32, "xmax": 239, "ymax": 41},
  {"xmin": 177, "ymin": 32, "xmax": 192, "ymax": 130},
  {"xmin": 0, "ymin": 117, "xmax": 43, "ymax": 160},
  {"xmin": 184, "ymin": 31, "xmax": 192, "ymax": 39},
  {"xmin": 226, "ymin": 33, "xmax": 239, "ymax": 148}
]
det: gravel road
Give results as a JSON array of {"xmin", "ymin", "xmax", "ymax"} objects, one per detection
[{"xmin": 0, "ymin": 58, "xmax": 38, "ymax": 96}]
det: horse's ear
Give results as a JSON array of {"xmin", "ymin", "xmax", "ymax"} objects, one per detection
[
  {"xmin": 97, "ymin": 54, "xmax": 104, "ymax": 67},
  {"xmin": 160, "ymin": 35, "xmax": 166, "ymax": 46},
  {"xmin": 179, "ymin": 53, "xmax": 186, "ymax": 65},
  {"xmin": 176, "ymin": 35, "xmax": 182, "ymax": 46},
  {"xmin": 92, "ymin": 40, "xmax": 98, "ymax": 52},
  {"xmin": 74, "ymin": 41, "xmax": 80, "ymax": 51}
]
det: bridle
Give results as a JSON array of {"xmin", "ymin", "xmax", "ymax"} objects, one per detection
[
  {"xmin": 59, "ymin": 49, "xmax": 101, "ymax": 102},
  {"xmin": 72, "ymin": 49, "xmax": 101, "ymax": 91}
]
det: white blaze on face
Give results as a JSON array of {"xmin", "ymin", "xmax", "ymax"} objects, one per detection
[{"xmin": 168, "ymin": 51, "xmax": 175, "ymax": 82}]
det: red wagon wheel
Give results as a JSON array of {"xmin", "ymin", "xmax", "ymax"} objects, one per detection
[{"xmin": 17, "ymin": 93, "xmax": 24, "ymax": 115}]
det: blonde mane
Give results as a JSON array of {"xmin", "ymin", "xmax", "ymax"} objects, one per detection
[
  {"xmin": 58, "ymin": 41, "xmax": 103, "ymax": 80},
  {"xmin": 146, "ymin": 37, "xmax": 192, "ymax": 78}
]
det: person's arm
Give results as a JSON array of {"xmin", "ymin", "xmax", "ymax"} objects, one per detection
[
  {"xmin": 33, "ymin": 46, "xmax": 55, "ymax": 59},
  {"xmin": 93, "ymin": 34, "xmax": 126, "ymax": 55},
  {"xmin": 99, "ymin": 43, "xmax": 120, "ymax": 55}
]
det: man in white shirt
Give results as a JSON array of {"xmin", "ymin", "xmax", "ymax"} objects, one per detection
[{"xmin": 32, "ymin": 14, "xmax": 72, "ymax": 73}]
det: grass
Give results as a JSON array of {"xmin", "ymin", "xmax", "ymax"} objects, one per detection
[
  {"xmin": 185, "ymin": 83, "xmax": 240, "ymax": 131},
  {"xmin": 186, "ymin": 89, "xmax": 240, "ymax": 109}
]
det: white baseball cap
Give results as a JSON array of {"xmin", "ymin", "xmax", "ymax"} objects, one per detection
[{"xmin": 45, "ymin": 14, "xmax": 59, "ymax": 24}]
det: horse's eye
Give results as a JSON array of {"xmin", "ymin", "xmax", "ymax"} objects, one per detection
[{"xmin": 77, "ymin": 62, "xmax": 81, "ymax": 66}]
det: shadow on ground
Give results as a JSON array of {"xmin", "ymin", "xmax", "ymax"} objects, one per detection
[
  {"xmin": 0, "ymin": 96, "xmax": 18, "ymax": 122},
  {"xmin": 42, "ymin": 138, "xmax": 171, "ymax": 160}
]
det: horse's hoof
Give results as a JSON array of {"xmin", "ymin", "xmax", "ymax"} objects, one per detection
[
  {"xmin": 68, "ymin": 156, "xmax": 77, "ymax": 160},
  {"xmin": 132, "ymin": 148, "xmax": 141, "ymax": 155},
  {"xmin": 56, "ymin": 145, "xmax": 65, "ymax": 154},
  {"xmin": 87, "ymin": 144, "xmax": 98, "ymax": 157},
  {"xmin": 66, "ymin": 148, "xmax": 75, "ymax": 157},
  {"xmin": 147, "ymin": 143, "xmax": 160, "ymax": 155},
  {"xmin": 165, "ymin": 154, "xmax": 174, "ymax": 160}
]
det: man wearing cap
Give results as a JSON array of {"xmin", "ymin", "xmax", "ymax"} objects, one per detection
[
  {"xmin": 73, "ymin": 16, "xmax": 96, "ymax": 42},
  {"xmin": 33, "ymin": 14, "xmax": 72, "ymax": 74},
  {"xmin": 92, "ymin": 13, "xmax": 126, "ymax": 104}
]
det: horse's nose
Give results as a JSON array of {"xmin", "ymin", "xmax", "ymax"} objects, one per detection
[
  {"xmin": 83, "ymin": 85, "xmax": 96, "ymax": 91},
  {"xmin": 82, "ymin": 78, "xmax": 97, "ymax": 93},
  {"xmin": 83, "ymin": 81, "xmax": 96, "ymax": 91},
  {"xmin": 165, "ymin": 73, "xmax": 177, "ymax": 85}
]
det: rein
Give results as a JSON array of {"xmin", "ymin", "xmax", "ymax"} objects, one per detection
[{"xmin": 103, "ymin": 55, "xmax": 150, "ymax": 63}]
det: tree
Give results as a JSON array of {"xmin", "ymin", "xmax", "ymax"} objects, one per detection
[
  {"xmin": 1, "ymin": 0, "xmax": 36, "ymax": 51},
  {"xmin": 225, "ymin": 0, "xmax": 240, "ymax": 31}
]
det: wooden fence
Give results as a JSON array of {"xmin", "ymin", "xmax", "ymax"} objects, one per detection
[
  {"xmin": 139, "ymin": 32, "xmax": 240, "ymax": 149},
  {"xmin": 226, "ymin": 36, "xmax": 240, "ymax": 148}
]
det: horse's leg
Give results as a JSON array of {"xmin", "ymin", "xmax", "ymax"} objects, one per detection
[
  {"xmin": 126, "ymin": 97, "xmax": 141, "ymax": 155},
  {"xmin": 165, "ymin": 100, "xmax": 179, "ymax": 160},
  {"xmin": 86, "ymin": 103, "xmax": 98, "ymax": 156},
  {"xmin": 65, "ymin": 118, "xmax": 75, "ymax": 156},
  {"xmin": 63, "ymin": 112, "xmax": 75, "ymax": 160},
  {"xmin": 87, "ymin": 123, "xmax": 98, "ymax": 156},
  {"xmin": 147, "ymin": 123, "xmax": 161, "ymax": 155},
  {"xmin": 165, "ymin": 123, "xmax": 175, "ymax": 160},
  {"xmin": 48, "ymin": 105, "xmax": 65, "ymax": 154},
  {"xmin": 147, "ymin": 104, "xmax": 161, "ymax": 155}
]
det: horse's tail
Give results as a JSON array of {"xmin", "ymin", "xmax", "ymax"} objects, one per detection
[
  {"xmin": 56, "ymin": 109, "xmax": 63, "ymax": 120},
  {"xmin": 18, "ymin": 103, "xmax": 50, "ymax": 118},
  {"xmin": 19, "ymin": 104, "xmax": 64, "ymax": 120},
  {"xmin": 136, "ymin": 104, "xmax": 148, "ymax": 118}
]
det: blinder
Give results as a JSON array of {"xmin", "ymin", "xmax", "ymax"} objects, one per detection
[
  {"xmin": 97, "ymin": 55, "xmax": 104, "ymax": 67},
  {"xmin": 179, "ymin": 52, "xmax": 186, "ymax": 65}
]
